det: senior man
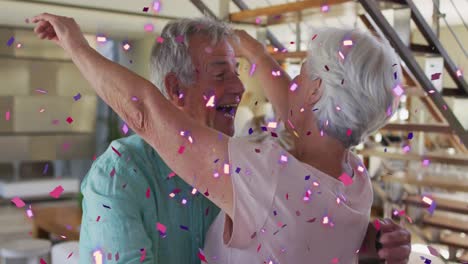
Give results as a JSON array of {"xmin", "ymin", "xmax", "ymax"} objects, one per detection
[{"xmin": 76, "ymin": 17, "xmax": 411, "ymax": 263}]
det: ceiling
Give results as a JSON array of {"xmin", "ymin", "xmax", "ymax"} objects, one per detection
[{"xmin": 0, "ymin": 0, "xmax": 466, "ymax": 48}]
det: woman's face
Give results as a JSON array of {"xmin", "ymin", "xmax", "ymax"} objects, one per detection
[{"xmin": 288, "ymin": 61, "xmax": 322, "ymax": 128}]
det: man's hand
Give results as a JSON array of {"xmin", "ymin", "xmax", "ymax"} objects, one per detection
[
  {"xmin": 230, "ymin": 30, "xmax": 267, "ymax": 62},
  {"xmin": 378, "ymin": 218, "xmax": 412, "ymax": 264},
  {"xmin": 29, "ymin": 13, "xmax": 90, "ymax": 54}
]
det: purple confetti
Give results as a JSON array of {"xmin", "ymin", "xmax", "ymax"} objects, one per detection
[
  {"xmin": 43, "ymin": 164, "xmax": 49, "ymax": 175},
  {"xmin": 431, "ymin": 73, "xmax": 441, "ymax": 81},
  {"xmin": 103, "ymin": 204, "xmax": 111, "ymax": 209},
  {"xmin": 6, "ymin": 37, "xmax": 14, "ymax": 46},
  {"xmin": 408, "ymin": 132, "xmax": 413, "ymax": 140},
  {"xmin": 248, "ymin": 128, "xmax": 253, "ymax": 135},
  {"xmin": 305, "ymin": 175, "xmax": 310, "ymax": 180},
  {"xmin": 73, "ymin": 93, "xmax": 81, "ymax": 101},
  {"xmin": 235, "ymin": 167, "xmax": 241, "ymax": 173},
  {"xmin": 180, "ymin": 225, "xmax": 189, "ymax": 231}
]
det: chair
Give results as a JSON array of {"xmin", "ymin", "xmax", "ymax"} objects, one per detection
[{"xmin": 0, "ymin": 239, "xmax": 51, "ymax": 264}]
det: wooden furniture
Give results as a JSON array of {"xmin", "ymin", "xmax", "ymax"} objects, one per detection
[
  {"xmin": 403, "ymin": 195, "xmax": 468, "ymax": 215},
  {"xmin": 381, "ymin": 173, "xmax": 468, "ymax": 192},
  {"xmin": 32, "ymin": 205, "xmax": 82, "ymax": 241}
]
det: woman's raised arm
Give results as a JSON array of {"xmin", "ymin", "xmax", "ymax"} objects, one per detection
[{"xmin": 31, "ymin": 13, "xmax": 234, "ymax": 217}]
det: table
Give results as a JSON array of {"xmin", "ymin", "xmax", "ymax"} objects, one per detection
[{"xmin": 32, "ymin": 205, "xmax": 82, "ymax": 241}]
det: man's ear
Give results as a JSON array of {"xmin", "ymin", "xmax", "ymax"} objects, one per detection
[
  {"xmin": 164, "ymin": 73, "xmax": 185, "ymax": 107},
  {"xmin": 306, "ymin": 78, "xmax": 323, "ymax": 106}
]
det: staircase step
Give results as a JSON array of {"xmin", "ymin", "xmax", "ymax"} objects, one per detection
[
  {"xmin": 381, "ymin": 123, "xmax": 452, "ymax": 133},
  {"xmin": 381, "ymin": 172, "xmax": 468, "ymax": 193},
  {"xmin": 422, "ymin": 214, "xmax": 468, "ymax": 233},
  {"xmin": 403, "ymin": 195, "xmax": 468, "ymax": 215},
  {"xmin": 359, "ymin": 148, "xmax": 468, "ymax": 166}
]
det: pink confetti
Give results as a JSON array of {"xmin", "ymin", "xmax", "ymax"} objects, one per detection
[
  {"xmin": 96, "ymin": 216, "xmax": 101, "ymax": 222},
  {"xmin": 26, "ymin": 206, "xmax": 34, "ymax": 218},
  {"xmin": 35, "ymin": 89, "xmax": 48, "ymax": 94},
  {"xmin": 271, "ymin": 70, "xmax": 281, "ymax": 77},
  {"xmin": 49, "ymin": 185, "xmax": 64, "ymax": 199},
  {"xmin": 11, "ymin": 197, "xmax": 25, "ymax": 208},
  {"xmin": 290, "ymin": 82, "xmax": 298, "ymax": 92},
  {"xmin": 66, "ymin": 117, "xmax": 73, "ymax": 124},
  {"xmin": 402, "ymin": 145, "xmax": 411, "ymax": 153},
  {"xmin": 144, "ymin": 23, "xmax": 154, "ymax": 32},
  {"xmin": 431, "ymin": 73, "xmax": 441, "ymax": 80},
  {"xmin": 156, "ymin": 36, "xmax": 164, "ymax": 43},
  {"xmin": 198, "ymin": 249, "xmax": 208, "ymax": 263},
  {"xmin": 110, "ymin": 168, "xmax": 115, "ymax": 177},
  {"xmin": 111, "ymin": 146, "xmax": 122, "ymax": 157},
  {"xmin": 338, "ymin": 173, "xmax": 353, "ymax": 186},
  {"xmin": 40, "ymin": 258, "xmax": 47, "ymax": 264},
  {"xmin": 343, "ymin": 40, "xmax": 353, "ymax": 46},
  {"xmin": 140, "ymin": 248, "xmax": 146, "ymax": 262},
  {"xmin": 122, "ymin": 124, "xmax": 129, "ymax": 135},
  {"xmin": 422, "ymin": 159, "xmax": 430, "ymax": 166},
  {"xmin": 115, "ymin": 252, "xmax": 120, "ymax": 261},
  {"xmin": 152, "ymin": 0, "xmax": 161, "ymax": 12},
  {"xmin": 178, "ymin": 146, "xmax": 185, "ymax": 154},
  {"xmin": 67, "ymin": 252, "xmax": 74, "ymax": 259},
  {"xmin": 146, "ymin": 188, "xmax": 151, "ymax": 198},
  {"xmin": 373, "ymin": 219, "xmax": 381, "ymax": 231},
  {"xmin": 312, "ymin": 34, "xmax": 318, "ymax": 40},
  {"xmin": 331, "ymin": 257, "xmax": 339, "ymax": 263},
  {"xmin": 249, "ymin": 63, "xmax": 257, "ymax": 76},
  {"xmin": 5, "ymin": 110, "xmax": 10, "ymax": 121},
  {"xmin": 456, "ymin": 69, "xmax": 463, "ymax": 77},
  {"xmin": 392, "ymin": 84, "xmax": 404, "ymax": 97},
  {"xmin": 93, "ymin": 250, "xmax": 103, "ymax": 264},
  {"xmin": 427, "ymin": 245, "xmax": 440, "ymax": 256},
  {"xmin": 321, "ymin": 4, "xmax": 329, "ymax": 12},
  {"xmin": 255, "ymin": 17, "xmax": 262, "ymax": 24},
  {"xmin": 346, "ymin": 129, "xmax": 352, "ymax": 137},
  {"xmin": 96, "ymin": 35, "xmax": 107, "ymax": 43},
  {"xmin": 157, "ymin": 222, "xmax": 167, "ymax": 233}
]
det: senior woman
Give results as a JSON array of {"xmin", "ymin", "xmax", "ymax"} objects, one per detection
[{"xmin": 30, "ymin": 13, "xmax": 406, "ymax": 263}]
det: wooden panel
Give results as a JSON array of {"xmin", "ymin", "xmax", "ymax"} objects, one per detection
[
  {"xmin": 403, "ymin": 195, "xmax": 468, "ymax": 215},
  {"xmin": 422, "ymin": 214, "xmax": 468, "ymax": 233},
  {"xmin": 381, "ymin": 123, "xmax": 452, "ymax": 133},
  {"xmin": 270, "ymin": 51, "xmax": 307, "ymax": 61},
  {"xmin": 359, "ymin": 148, "xmax": 468, "ymax": 166},
  {"xmin": 32, "ymin": 205, "xmax": 81, "ymax": 241},
  {"xmin": 230, "ymin": 0, "xmax": 350, "ymax": 22},
  {"xmin": 439, "ymin": 233, "xmax": 468, "ymax": 250},
  {"xmin": 381, "ymin": 173, "xmax": 468, "ymax": 192}
]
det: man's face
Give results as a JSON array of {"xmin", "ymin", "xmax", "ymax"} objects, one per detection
[{"xmin": 169, "ymin": 34, "xmax": 244, "ymax": 136}]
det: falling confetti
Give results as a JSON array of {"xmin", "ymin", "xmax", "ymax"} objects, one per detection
[
  {"xmin": 35, "ymin": 89, "xmax": 48, "ymax": 94},
  {"xmin": 40, "ymin": 258, "xmax": 47, "ymax": 264},
  {"xmin": 142, "ymin": 6, "xmax": 149, "ymax": 12},
  {"xmin": 175, "ymin": 35, "xmax": 184, "ymax": 43},
  {"xmin": 122, "ymin": 124, "xmax": 129, "ymax": 135},
  {"xmin": 73, "ymin": 93, "xmax": 81, "ymax": 101},
  {"xmin": 93, "ymin": 250, "xmax": 103, "ymax": 264},
  {"xmin": 321, "ymin": 4, "xmax": 329, "ymax": 12},
  {"xmin": 206, "ymin": 95, "xmax": 215, "ymax": 108},
  {"xmin": 422, "ymin": 159, "xmax": 430, "ymax": 167},
  {"xmin": 49, "ymin": 185, "xmax": 64, "ymax": 199},
  {"xmin": 198, "ymin": 249, "xmax": 208, "ymax": 263},
  {"xmin": 338, "ymin": 173, "xmax": 353, "ymax": 186},
  {"xmin": 66, "ymin": 117, "xmax": 74, "ymax": 124},
  {"xmin": 343, "ymin": 40, "xmax": 353, "ymax": 46},
  {"xmin": 110, "ymin": 168, "xmax": 115, "ymax": 177},
  {"xmin": 402, "ymin": 145, "xmax": 411, "ymax": 153},
  {"xmin": 408, "ymin": 132, "xmax": 413, "ymax": 140},
  {"xmin": 392, "ymin": 84, "xmax": 404, "ymax": 97},
  {"xmin": 140, "ymin": 248, "xmax": 146, "ymax": 262},
  {"xmin": 249, "ymin": 63, "xmax": 257, "ymax": 76},
  {"xmin": 431, "ymin": 73, "xmax": 441, "ymax": 81},
  {"xmin": 373, "ymin": 219, "xmax": 381, "ymax": 231},
  {"xmin": 427, "ymin": 245, "xmax": 440, "ymax": 257},
  {"xmin": 152, "ymin": 0, "xmax": 161, "ymax": 12},
  {"xmin": 96, "ymin": 35, "xmax": 107, "ymax": 44},
  {"xmin": 456, "ymin": 69, "xmax": 463, "ymax": 77},
  {"xmin": 346, "ymin": 129, "xmax": 352, "ymax": 137},
  {"xmin": 178, "ymin": 146, "xmax": 185, "ymax": 154},
  {"xmin": 111, "ymin": 146, "xmax": 122, "ymax": 157},
  {"xmin": 156, "ymin": 36, "xmax": 164, "ymax": 43},
  {"xmin": 290, "ymin": 82, "xmax": 298, "ymax": 92},
  {"xmin": 11, "ymin": 197, "xmax": 25, "ymax": 208},
  {"xmin": 180, "ymin": 225, "xmax": 189, "ymax": 231},
  {"xmin": 26, "ymin": 206, "xmax": 34, "ymax": 218},
  {"xmin": 146, "ymin": 188, "xmax": 151, "ymax": 198},
  {"xmin": 43, "ymin": 163, "xmax": 49, "ymax": 175},
  {"xmin": 156, "ymin": 222, "xmax": 167, "ymax": 234},
  {"xmin": 5, "ymin": 110, "xmax": 10, "ymax": 121},
  {"xmin": 6, "ymin": 36, "xmax": 15, "ymax": 46},
  {"xmin": 144, "ymin": 23, "xmax": 154, "ymax": 32}
]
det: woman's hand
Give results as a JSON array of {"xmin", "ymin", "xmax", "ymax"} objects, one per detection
[
  {"xmin": 231, "ymin": 30, "xmax": 267, "ymax": 62},
  {"xmin": 378, "ymin": 219, "xmax": 411, "ymax": 264},
  {"xmin": 29, "ymin": 13, "xmax": 90, "ymax": 54}
]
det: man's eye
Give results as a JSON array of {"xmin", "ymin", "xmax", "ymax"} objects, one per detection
[{"xmin": 215, "ymin": 73, "xmax": 225, "ymax": 80}]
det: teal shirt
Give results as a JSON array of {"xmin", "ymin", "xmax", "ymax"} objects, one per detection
[{"xmin": 79, "ymin": 135, "xmax": 220, "ymax": 264}]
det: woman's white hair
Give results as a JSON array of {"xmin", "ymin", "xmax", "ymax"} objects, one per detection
[
  {"xmin": 306, "ymin": 28, "xmax": 401, "ymax": 148},
  {"xmin": 150, "ymin": 17, "xmax": 234, "ymax": 98}
]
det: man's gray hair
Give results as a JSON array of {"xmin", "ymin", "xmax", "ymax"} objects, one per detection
[
  {"xmin": 150, "ymin": 17, "xmax": 234, "ymax": 98},
  {"xmin": 306, "ymin": 28, "xmax": 401, "ymax": 148}
]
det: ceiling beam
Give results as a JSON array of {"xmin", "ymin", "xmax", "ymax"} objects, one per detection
[{"xmin": 230, "ymin": 0, "xmax": 350, "ymax": 22}]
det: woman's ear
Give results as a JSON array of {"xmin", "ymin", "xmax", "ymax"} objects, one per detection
[
  {"xmin": 164, "ymin": 73, "xmax": 185, "ymax": 107},
  {"xmin": 306, "ymin": 78, "xmax": 323, "ymax": 106}
]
